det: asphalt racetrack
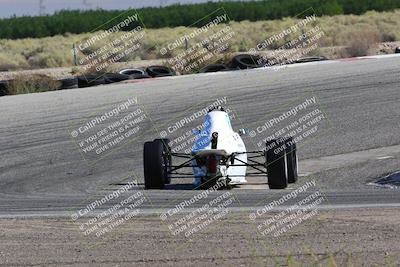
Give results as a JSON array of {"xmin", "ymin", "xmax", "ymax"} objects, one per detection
[{"xmin": 0, "ymin": 55, "xmax": 399, "ymax": 217}]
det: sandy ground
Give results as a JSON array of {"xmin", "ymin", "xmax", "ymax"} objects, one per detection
[{"xmin": 0, "ymin": 208, "xmax": 399, "ymax": 266}]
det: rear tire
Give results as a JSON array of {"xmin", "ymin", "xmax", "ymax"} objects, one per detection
[
  {"xmin": 285, "ymin": 137, "xmax": 298, "ymax": 184},
  {"xmin": 143, "ymin": 140, "xmax": 169, "ymax": 189},
  {"xmin": 266, "ymin": 139, "xmax": 288, "ymax": 189}
]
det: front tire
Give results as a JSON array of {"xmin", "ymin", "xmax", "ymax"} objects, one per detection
[
  {"xmin": 143, "ymin": 139, "xmax": 170, "ymax": 189},
  {"xmin": 285, "ymin": 137, "xmax": 298, "ymax": 184},
  {"xmin": 154, "ymin": 139, "xmax": 171, "ymax": 184},
  {"xmin": 266, "ymin": 139, "xmax": 288, "ymax": 189}
]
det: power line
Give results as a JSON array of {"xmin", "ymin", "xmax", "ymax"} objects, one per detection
[
  {"xmin": 39, "ymin": 0, "xmax": 46, "ymax": 16},
  {"xmin": 83, "ymin": 0, "xmax": 92, "ymax": 9}
]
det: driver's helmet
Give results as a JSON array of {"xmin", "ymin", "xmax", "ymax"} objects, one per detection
[{"xmin": 208, "ymin": 105, "xmax": 225, "ymax": 112}]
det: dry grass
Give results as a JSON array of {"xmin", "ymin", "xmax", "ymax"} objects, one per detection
[
  {"xmin": 344, "ymin": 28, "xmax": 381, "ymax": 57},
  {"xmin": 0, "ymin": 10, "xmax": 399, "ymax": 71},
  {"xmin": 7, "ymin": 74, "xmax": 61, "ymax": 95}
]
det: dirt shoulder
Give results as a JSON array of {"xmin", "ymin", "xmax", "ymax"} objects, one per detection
[{"xmin": 0, "ymin": 208, "xmax": 399, "ymax": 266}]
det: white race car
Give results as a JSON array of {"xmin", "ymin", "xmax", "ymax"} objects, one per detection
[{"xmin": 143, "ymin": 106, "xmax": 298, "ymax": 189}]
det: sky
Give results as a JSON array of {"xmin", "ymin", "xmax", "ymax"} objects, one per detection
[{"xmin": 0, "ymin": 0, "xmax": 244, "ymax": 18}]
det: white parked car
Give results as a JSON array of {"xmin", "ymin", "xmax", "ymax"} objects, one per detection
[{"xmin": 143, "ymin": 106, "xmax": 298, "ymax": 189}]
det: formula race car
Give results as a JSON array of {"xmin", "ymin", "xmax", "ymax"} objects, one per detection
[{"xmin": 143, "ymin": 106, "xmax": 298, "ymax": 189}]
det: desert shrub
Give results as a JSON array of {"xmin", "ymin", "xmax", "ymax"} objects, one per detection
[
  {"xmin": 380, "ymin": 32, "xmax": 396, "ymax": 42},
  {"xmin": 7, "ymin": 74, "xmax": 61, "ymax": 95},
  {"xmin": 0, "ymin": 52, "xmax": 29, "ymax": 71},
  {"xmin": 0, "ymin": 10, "xmax": 399, "ymax": 70},
  {"xmin": 27, "ymin": 53, "xmax": 66, "ymax": 68},
  {"xmin": 344, "ymin": 27, "xmax": 381, "ymax": 56}
]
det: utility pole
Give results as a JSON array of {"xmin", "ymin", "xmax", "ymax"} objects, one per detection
[
  {"xmin": 39, "ymin": 0, "xmax": 46, "ymax": 16},
  {"xmin": 83, "ymin": 0, "xmax": 92, "ymax": 9}
]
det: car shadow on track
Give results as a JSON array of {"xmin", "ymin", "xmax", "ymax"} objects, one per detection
[{"xmin": 109, "ymin": 182, "xmax": 196, "ymax": 190}]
